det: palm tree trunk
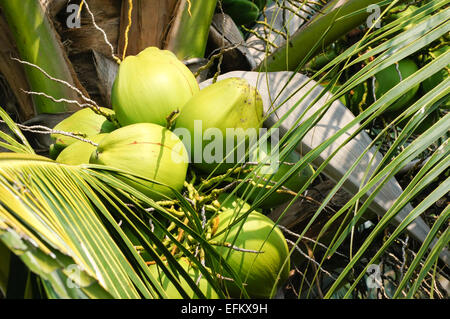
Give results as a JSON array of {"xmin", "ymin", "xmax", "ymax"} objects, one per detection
[
  {"xmin": 118, "ymin": 0, "xmax": 178, "ymax": 57},
  {"xmin": 0, "ymin": 14, "xmax": 35, "ymax": 121},
  {"xmin": 164, "ymin": 0, "xmax": 218, "ymax": 60},
  {"xmin": 0, "ymin": 0, "xmax": 87, "ymax": 114}
]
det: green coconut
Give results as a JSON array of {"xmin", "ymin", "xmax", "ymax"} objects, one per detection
[
  {"xmin": 175, "ymin": 77, "xmax": 264, "ymax": 174},
  {"xmin": 308, "ymin": 49, "xmax": 339, "ymax": 71},
  {"xmin": 211, "ymin": 202, "xmax": 290, "ymax": 298},
  {"xmin": 390, "ymin": 5, "xmax": 418, "ymax": 18},
  {"xmin": 222, "ymin": 0, "xmax": 260, "ymax": 25},
  {"xmin": 148, "ymin": 258, "xmax": 219, "ymax": 299},
  {"xmin": 422, "ymin": 45, "xmax": 449, "ymax": 109},
  {"xmin": 49, "ymin": 143, "xmax": 61, "ymax": 160},
  {"xmin": 372, "ymin": 58, "xmax": 420, "ymax": 113},
  {"xmin": 111, "ymin": 47, "xmax": 199, "ymax": 127},
  {"xmin": 346, "ymin": 82, "xmax": 367, "ymax": 115},
  {"xmin": 49, "ymin": 107, "xmax": 116, "ymax": 159},
  {"xmin": 384, "ymin": 4, "xmax": 420, "ymax": 34},
  {"xmin": 56, "ymin": 133, "xmax": 108, "ymax": 165},
  {"xmin": 217, "ymin": 193, "xmax": 252, "ymax": 213},
  {"xmin": 223, "ymin": 0, "xmax": 259, "ymax": 25},
  {"xmin": 252, "ymin": 0, "xmax": 267, "ymax": 11},
  {"xmin": 238, "ymin": 143, "xmax": 315, "ymax": 209},
  {"xmin": 89, "ymin": 123, "xmax": 189, "ymax": 200}
]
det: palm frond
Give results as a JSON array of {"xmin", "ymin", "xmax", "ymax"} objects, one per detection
[{"xmin": 0, "ymin": 153, "xmax": 157, "ymax": 298}]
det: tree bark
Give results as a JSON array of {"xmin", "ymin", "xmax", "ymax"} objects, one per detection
[
  {"xmin": 118, "ymin": 0, "xmax": 178, "ymax": 57},
  {"xmin": 0, "ymin": 12, "xmax": 35, "ymax": 121},
  {"xmin": 0, "ymin": 0, "xmax": 88, "ymax": 114}
]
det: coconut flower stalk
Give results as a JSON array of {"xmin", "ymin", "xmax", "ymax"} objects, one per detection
[
  {"xmin": 0, "ymin": 0, "xmax": 86, "ymax": 113},
  {"xmin": 164, "ymin": 0, "xmax": 218, "ymax": 60}
]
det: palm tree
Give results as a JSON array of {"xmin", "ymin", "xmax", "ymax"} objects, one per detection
[{"xmin": 0, "ymin": 0, "xmax": 448, "ymax": 299}]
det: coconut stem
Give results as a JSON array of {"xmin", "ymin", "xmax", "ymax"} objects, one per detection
[
  {"xmin": 165, "ymin": 109, "xmax": 180, "ymax": 130},
  {"xmin": 12, "ymin": 56, "xmax": 119, "ymax": 126},
  {"xmin": 1, "ymin": 0, "xmax": 86, "ymax": 113},
  {"xmin": 4, "ymin": 120, "xmax": 99, "ymax": 147},
  {"xmin": 193, "ymin": 43, "xmax": 243, "ymax": 78},
  {"xmin": 121, "ymin": 0, "xmax": 133, "ymax": 61},
  {"xmin": 164, "ymin": 0, "xmax": 217, "ymax": 60},
  {"xmin": 81, "ymin": 0, "xmax": 121, "ymax": 64}
]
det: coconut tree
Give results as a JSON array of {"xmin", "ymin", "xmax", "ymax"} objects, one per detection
[{"xmin": 0, "ymin": 0, "xmax": 448, "ymax": 299}]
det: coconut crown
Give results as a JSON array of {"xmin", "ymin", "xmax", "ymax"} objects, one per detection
[{"xmin": 111, "ymin": 47, "xmax": 200, "ymax": 127}]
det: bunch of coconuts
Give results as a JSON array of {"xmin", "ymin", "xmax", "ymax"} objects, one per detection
[
  {"xmin": 346, "ymin": 5, "xmax": 448, "ymax": 134},
  {"xmin": 49, "ymin": 47, "xmax": 314, "ymax": 298},
  {"xmin": 347, "ymin": 53, "xmax": 448, "ymax": 134}
]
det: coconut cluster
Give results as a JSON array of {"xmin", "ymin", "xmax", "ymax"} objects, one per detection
[
  {"xmin": 48, "ymin": 46, "xmax": 315, "ymax": 298},
  {"xmin": 342, "ymin": 5, "xmax": 448, "ymax": 132}
]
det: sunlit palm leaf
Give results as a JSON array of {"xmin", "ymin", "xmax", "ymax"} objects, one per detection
[
  {"xmin": 0, "ymin": 153, "xmax": 158, "ymax": 298},
  {"xmin": 0, "ymin": 108, "xmax": 34, "ymax": 154}
]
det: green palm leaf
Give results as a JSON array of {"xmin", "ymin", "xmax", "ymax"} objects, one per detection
[{"xmin": 0, "ymin": 153, "xmax": 154, "ymax": 298}]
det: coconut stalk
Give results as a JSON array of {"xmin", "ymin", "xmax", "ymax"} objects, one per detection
[
  {"xmin": 257, "ymin": 0, "xmax": 402, "ymax": 71},
  {"xmin": 0, "ymin": 0, "xmax": 87, "ymax": 113},
  {"xmin": 164, "ymin": 0, "xmax": 218, "ymax": 60}
]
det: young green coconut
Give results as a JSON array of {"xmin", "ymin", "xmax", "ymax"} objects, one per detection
[
  {"xmin": 238, "ymin": 143, "xmax": 315, "ymax": 209},
  {"xmin": 252, "ymin": 0, "xmax": 267, "ymax": 11},
  {"xmin": 111, "ymin": 47, "xmax": 200, "ymax": 127},
  {"xmin": 217, "ymin": 193, "xmax": 252, "ymax": 213},
  {"xmin": 372, "ymin": 58, "xmax": 420, "ymax": 113},
  {"xmin": 384, "ymin": 4, "xmax": 419, "ymax": 31},
  {"xmin": 89, "ymin": 123, "xmax": 189, "ymax": 201},
  {"xmin": 346, "ymin": 82, "xmax": 367, "ymax": 115},
  {"xmin": 56, "ymin": 133, "xmax": 108, "ymax": 165},
  {"xmin": 422, "ymin": 45, "xmax": 449, "ymax": 109},
  {"xmin": 222, "ymin": 0, "xmax": 260, "ymax": 26},
  {"xmin": 148, "ymin": 258, "xmax": 219, "ymax": 299},
  {"xmin": 49, "ymin": 107, "xmax": 116, "ymax": 159},
  {"xmin": 175, "ymin": 77, "xmax": 264, "ymax": 174},
  {"xmin": 210, "ymin": 194, "xmax": 290, "ymax": 298}
]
